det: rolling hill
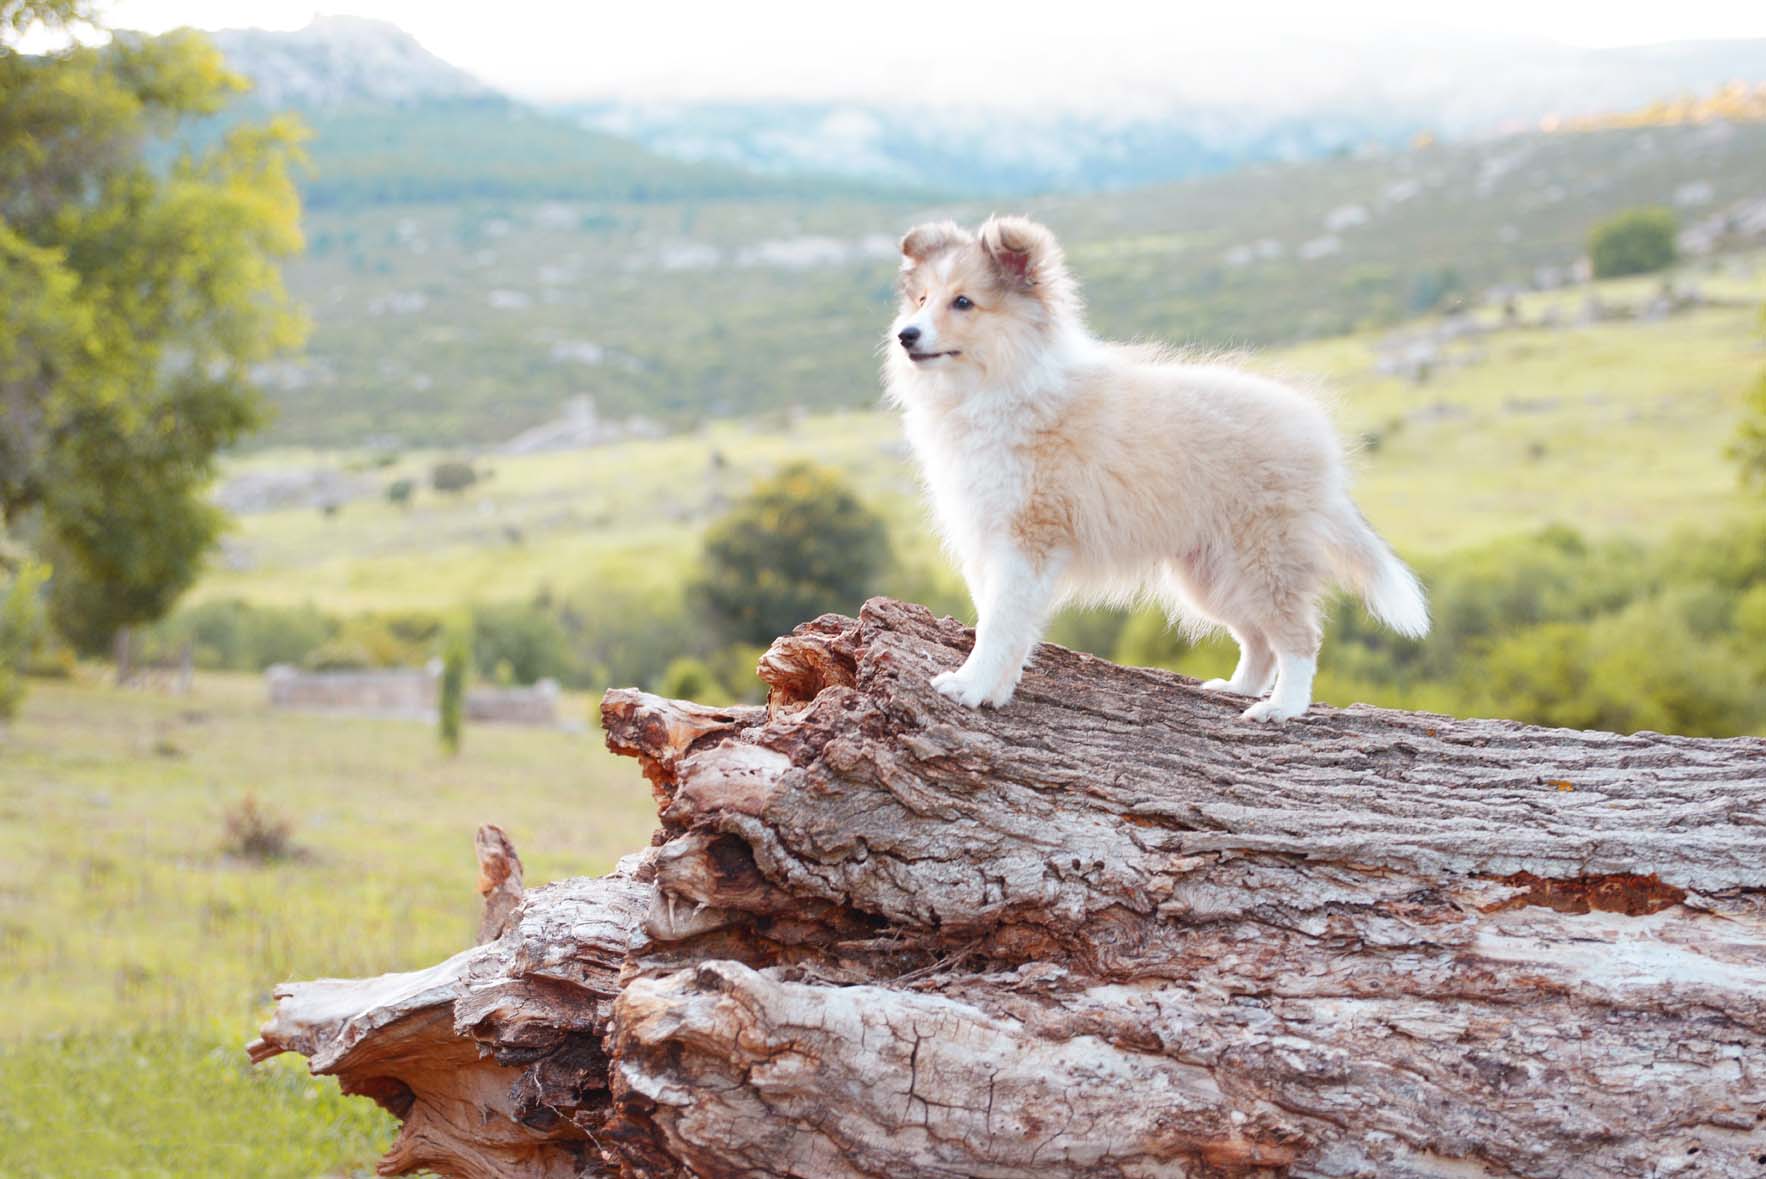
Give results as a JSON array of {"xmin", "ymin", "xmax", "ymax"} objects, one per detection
[
  {"xmin": 260, "ymin": 119, "xmax": 1766, "ymax": 448},
  {"xmin": 189, "ymin": 17, "xmax": 1766, "ymax": 449}
]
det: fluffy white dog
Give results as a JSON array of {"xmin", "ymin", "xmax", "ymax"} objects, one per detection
[{"xmin": 882, "ymin": 216, "xmax": 1428, "ymax": 721}]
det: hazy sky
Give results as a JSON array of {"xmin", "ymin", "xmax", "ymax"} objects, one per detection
[{"xmin": 76, "ymin": 0, "xmax": 1766, "ymax": 104}]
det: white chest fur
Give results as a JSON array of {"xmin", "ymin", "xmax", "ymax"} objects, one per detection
[{"xmin": 902, "ymin": 399, "xmax": 1034, "ymax": 566}]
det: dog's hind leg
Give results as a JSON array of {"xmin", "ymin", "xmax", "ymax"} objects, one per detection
[
  {"xmin": 1240, "ymin": 600, "xmax": 1323, "ymax": 723},
  {"xmin": 1201, "ymin": 626, "xmax": 1277, "ymax": 698}
]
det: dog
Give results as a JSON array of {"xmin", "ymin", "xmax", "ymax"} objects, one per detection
[{"xmin": 881, "ymin": 216, "xmax": 1428, "ymax": 721}]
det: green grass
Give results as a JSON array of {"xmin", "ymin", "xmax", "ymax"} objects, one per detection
[
  {"xmin": 204, "ymin": 264, "xmax": 1766, "ymax": 619},
  {"xmin": 0, "ymin": 672, "xmax": 657, "ymax": 1177}
]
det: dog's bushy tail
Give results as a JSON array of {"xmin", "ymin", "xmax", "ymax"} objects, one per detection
[{"xmin": 1329, "ymin": 503, "xmax": 1430, "ymax": 638}]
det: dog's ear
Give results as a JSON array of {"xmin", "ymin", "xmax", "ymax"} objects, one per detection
[
  {"xmin": 899, "ymin": 221, "xmax": 970, "ymax": 269},
  {"xmin": 979, "ymin": 216, "xmax": 1064, "ymax": 288}
]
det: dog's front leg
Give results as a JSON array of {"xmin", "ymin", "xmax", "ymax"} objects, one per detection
[{"xmin": 933, "ymin": 545, "xmax": 1065, "ymax": 708}]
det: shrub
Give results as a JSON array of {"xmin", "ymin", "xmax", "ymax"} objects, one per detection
[
  {"xmin": 472, "ymin": 601, "xmax": 572, "ymax": 685},
  {"xmin": 1474, "ymin": 596, "xmax": 1752, "ymax": 737},
  {"xmin": 1727, "ymin": 315, "xmax": 1766, "ymax": 489},
  {"xmin": 439, "ymin": 615, "xmax": 469, "ymax": 755},
  {"xmin": 1112, "ymin": 607, "xmax": 1192, "ymax": 670},
  {"xmin": 221, "ymin": 794, "xmax": 296, "ymax": 862},
  {"xmin": 0, "ymin": 562, "xmax": 47, "ymax": 720},
  {"xmin": 146, "ymin": 599, "xmax": 334, "ymax": 671},
  {"xmin": 656, "ymin": 656, "xmax": 728, "ymax": 704},
  {"xmin": 430, "ymin": 459, "xmax": 478, "ymax": 495},
  {"xmin": 692, "ymin": 462, "xmax": 890, "ymax": 647},
  {"xmin": 1588, "ymin": 207, "xmax": 1677, "ymax": 279},
  {"xmin": 558, "ymin": 578, "xmax": 717, "ymax": 691},
  {"xmin": 385, "ymin": 477, "xmax": 416, "ymax": 507}
]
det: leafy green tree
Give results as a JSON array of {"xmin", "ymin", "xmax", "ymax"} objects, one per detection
[
  {"xmin": 692, "ymin": 462, "xmax": 890, "ymax": 646},
  {"xmin": 1588, "ymin": 207, "xmax": 1678, "ymax": 279},
  {"xmin": 0, "ymin": 12, "xmax": 304, "ymax": 653}
]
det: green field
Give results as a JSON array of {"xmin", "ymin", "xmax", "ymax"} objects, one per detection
[
  {"xmin": 0, "ymin": 673, "xmax": 655, "ymax": 1177},
  {"xmin": 206, "ymin": 259, "xmax": 1766, "ymax": 616}
]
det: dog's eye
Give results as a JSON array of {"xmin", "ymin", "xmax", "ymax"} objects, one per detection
[
  {"xmin": 917, "ymin": 294, "xmax": 927, "ymax": 306},
  {"xmin": 952, "ymin": 295, "xmax": 973, "ymax": 311}
]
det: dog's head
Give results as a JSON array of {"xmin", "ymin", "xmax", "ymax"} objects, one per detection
[{"xmin": 887, "ymin": 216, "xmax": 1079, "ymax": 387}]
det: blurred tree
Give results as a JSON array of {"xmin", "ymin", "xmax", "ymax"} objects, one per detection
[
  {"xmin": 471, "ymin": 600, "xmax": 570, "ymax": 685},
  {"xmin": 0, "ymin": 559, "xmax": 46, "ymax": 719},
  {"xmin": 1730, "ymin": 309, "xmax": 1766, "ymax": 491},
  {"xmin": 1112, "ymin": 607, "xmax": 1192, "ymax": 670},
  {"xmin": 1587, "ymin": 207, "xmax": 1678, "ymax": 279},
  {"xmin": 385, "ymin": 477, "xmax": 417, "ymax": 507},
  {"xmin": 1, "ymin": 1, "xmax": 92, "ymax": 37},
  {"xmin": 439, "ymin": 615, "xmax": 469, "ymax": 755},
  {"xmin": 1473, "ymin": 596, "xmax": 1752, "ymax": 738},
  {"xmin": 656, "ymin": 655, "xmax": 729, "ymax": 705},
  {"xmin": 430, "ymin": 460, "xmax": 478, "ymax": 495},
  {"xmin": 0, "ymin": 11, "xmax": 305, "ymax": 653},
  {"xmin": 692, "ymin": 462, "xmax": 890, "ymax": 647}
]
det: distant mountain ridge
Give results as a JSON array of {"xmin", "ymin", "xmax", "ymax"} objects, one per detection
[
  {"xmin": 200, "ymin": 17, "xmax": 1766, "ymax": 199},
  {"xmin": 202, "ymin": 17, "xmax": 832, "ymax": 209},
  {"xmin": 571, "ymin": 36, "xmax": 1766, "ymax": 195},
  {"xmin": 208, "ymin": 15, "xmax": 490, "ymax": 108}
]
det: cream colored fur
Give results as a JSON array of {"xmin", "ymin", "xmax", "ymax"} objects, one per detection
[{"xmin": 882, "ymin": 216, "xmax": 1428, "ymax": 721}]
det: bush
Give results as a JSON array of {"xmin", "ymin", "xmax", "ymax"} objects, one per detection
[
  {"xmin": 295, "ymin": 612, "xmax": 438, "ymax": 672},
  {"xmin": 656, "ymin": 656, "xmax": 729, "ymax": 704},
  {"xmin": 472, "ymin": 601, "xmax": 572, "ymax": 685},
  {"xmin": 1112, "ymin": 607, "xmax": 1192, "ymax": 670},
  {"xmin": 1588, "ymin": 207, "xmax": 1677, "ymax": 279},
  {"xmin": 1727, "ymin": 315, "xmax": 1766, "ymax": 489},
  {"xmin": 145, "ymin": 599, "xmax": 334, "ymax": 671},
  {"xmin": 385, "ymin": 477, "xmax": 416, "ymax": 507},
  {"xmin": 439, "ymin": 615, "xmax": 469, "ymax": 755},
  {"xmin": 1473, "ymin": 596, "xmax": 1753, "ymax": 737},
  {"xmin": 430, "ymin": 460, "xmax": 478, "ymax": 495},
  {"xmin": 692, "ymin": 462, "xmax": 890, "ymax": 647},
  {"xmin": 221, "ymin": 794, "xmax": 296, "ymax": 862},
  {"xmin": 558, "ymin": 578, "xmax": 717, "ymax": 691},
  {"xmin": 0, "ymin": 561, "xmax": 47, "ymax": 720}
]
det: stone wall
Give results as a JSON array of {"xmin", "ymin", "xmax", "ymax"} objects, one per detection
[{"xmin": 265, "ymin": 664, "xmax": 560, "ymax": 727}]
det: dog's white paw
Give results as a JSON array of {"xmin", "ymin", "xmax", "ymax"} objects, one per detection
[
  {"xmin": 1241, "ymin": 698, "xmax": 1306, "ymax": 723},
  {"xmin": 983, "ymin": 678, "xmax": 1018, "ymax": 708},
  {"xmin": 1200, "ymin": 678, "xmax": 1236, "ymax": 693},
  {"xmin": 932, "ymin": 669, "xmax": 991, "ymax": 709}
]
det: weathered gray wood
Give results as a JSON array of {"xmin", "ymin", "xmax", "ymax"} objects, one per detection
[{"xmin": 252, "ymin": 598, "xmax": 1766, "ymax": 1179}]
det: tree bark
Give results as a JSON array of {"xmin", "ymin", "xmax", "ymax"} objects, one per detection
[{"xmin": 250, "ymin": 598, "xmax": 1766, "ymax": 1178}]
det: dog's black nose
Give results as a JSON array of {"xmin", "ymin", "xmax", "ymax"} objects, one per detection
[{"xmin": 897, "ymin": 325, "xmax": 921, "ymax": 348}]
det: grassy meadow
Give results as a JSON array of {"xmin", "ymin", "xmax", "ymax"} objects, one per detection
[
  {"xmin": 205, "ymin": 258, "xmax": 1766, "ymax": 615},
  {"xmin": 0, "ymin": 673, "xmax": 656, "ymax": 1176}
]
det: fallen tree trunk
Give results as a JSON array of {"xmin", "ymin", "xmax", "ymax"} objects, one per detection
[{"xmin": 251, "ymin": 598, "xmax": 1766, "ymax": 1178}]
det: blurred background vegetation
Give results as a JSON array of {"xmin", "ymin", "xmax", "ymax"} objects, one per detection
[{"xmin": 4, "ymin": 1, "xmax": 1766, "ymax": 1175}]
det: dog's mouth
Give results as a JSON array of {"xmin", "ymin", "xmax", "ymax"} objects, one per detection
[{"xmin": 908, "ymin": 350, "xmax": 961, "ymax": 363}]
